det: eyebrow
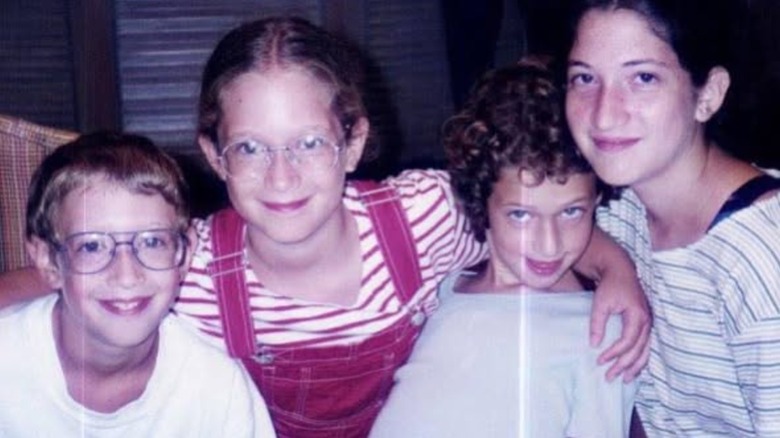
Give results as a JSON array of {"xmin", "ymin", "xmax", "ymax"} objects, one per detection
[
  {"xmin": 568, "ymin": 58, "xmax": 672, "ymax": 69},
  {"xmin": 503, "ymin": 195, "xmax": 594, "ymax": 211},
  {"xmin": 560, "ymin": 195, "xmax": 594, "ymax": 206}
]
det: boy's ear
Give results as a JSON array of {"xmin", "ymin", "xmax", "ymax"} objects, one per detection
[
  {"xmin": 344, "ymin": 117, "xmax": 369, "ymax": 173},
  {"xmin": 26, "ymin": 237, "xmax": 64, "ymax": 290},
  {"xmin": 695, "ymin": 66, "xmax": 731, "ymax": 122},
  {"xmin": 179, "ymin": 225, "xmax": 197, "ymax": 281},
  {"xmin": 198, "ymin": 135, "xmax": 227, "ymax": 180}
]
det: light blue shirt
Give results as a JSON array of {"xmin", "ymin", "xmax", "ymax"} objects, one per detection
[{"xmin": 371, "ymin": 271, "xmax": 636, "ymax": 438}]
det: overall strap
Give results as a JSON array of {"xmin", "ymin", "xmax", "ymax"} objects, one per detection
[
  {"xmin": 709, "ymin": 174, "xmax": 780, "ymax": 230},
  {"xmin": 352, "ymin": 180, "xmax": 423, "ymax": 303},
  {"xmin": 208, "ymin": 207, "xmax": 256, "ymax": 358}
]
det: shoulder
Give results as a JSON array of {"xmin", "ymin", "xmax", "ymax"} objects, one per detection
[
  {"xmin": 690, "ymin": 192, "xmax": 780, "ymax": 322},
  {"xmin": 382, "ymin": 169, "xmax": 454, "ymax": 213},
  {"xmin": 697, "ymin": 191, "xmax": 780, "ymax": 268},
  {"xmin": 596, "ymin": 190, "xmax": 654, "ymax": 292},
  {"xmin": 0, "ymin": 294, "xmax": 55, "ymax": 331},
  {"xmin": 162, "ymin": 316, "xmax": 237, "ymax": 372},
  {"xmin": 155, "ymin": 317, "xmax": 272, "ymax": 436},
  {"xmin": 436, "ymin": 269, "xmax": 468, "ymax": 300},
  {"xmin": 382, "ymin": 168, "xmax": 451, "ymax": 190},
  {"xmin": 0, "ymin": 295, "xmax": 56, "ymax": 378},
  {"xmin": 596, "ymin": 189, "xmax": 649, "ymax": 244},
  {"xmin": 178, "ymin": 216, "xmax": 219, "ymax": 302},
  {"xmin": 348, "ymin": 168, "xmax": 460, "ymax": 238},
  {"xmin": 158, "ymin": 316, "xmax": 255, "ymax": 397}
]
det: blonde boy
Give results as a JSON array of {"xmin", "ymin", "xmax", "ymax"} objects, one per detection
[{"xmin": 0, "ymin": 132, "xmax": 274, "ymax": 437}]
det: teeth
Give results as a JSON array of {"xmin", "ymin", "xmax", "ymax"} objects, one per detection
[{"xmin": 110, "ymin": 300, "xmax": 142, "ymax": 311}]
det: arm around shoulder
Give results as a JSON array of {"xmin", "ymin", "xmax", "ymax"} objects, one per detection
[{"xmin": 576, "ymin": 227, "xmax": 651, "ymax": 382}]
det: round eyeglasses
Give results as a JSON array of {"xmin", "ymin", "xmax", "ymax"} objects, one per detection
[
  {"xmin": 54, "ymin": 229, "xmax": 187, "ymax": 275},
  {"xmin": 218, "ymin": 134, "xmax": 343, "ymax": 179}
]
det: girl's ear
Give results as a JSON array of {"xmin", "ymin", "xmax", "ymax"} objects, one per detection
[
  {"xmin": 198, "ymin": 135, "xmax": 227, "ymax": 180},
  {"xmin": 344, "ymin": 117, "xmax": 369, "ymax": 173},
  {"xmin": 695, "ymin": 67, "xmax": 731, "ymax": 122},
  {"xmin": 26, "ymin": 237, "xmax": 64, "ymax": 290}
]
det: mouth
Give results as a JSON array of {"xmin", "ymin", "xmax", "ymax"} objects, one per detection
[
  {"xmin": 263, "ymin": 198, "xmax": 309, "ymax": 213},
  {"xmin": 99, "ymin": 297, "xmax": 152, "ymax": 316},
  {"xmin": 525, "ymin": 258, "xmax": 563, "ymax": 277},
  {"xmin": 592, "ymin": 136, "xmax": 639, "ymax": 153}
]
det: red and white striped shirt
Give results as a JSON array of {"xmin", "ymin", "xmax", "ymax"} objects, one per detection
[{"xmin": 174, "ymin": 169, "xmax": 485, "ymax": 351}]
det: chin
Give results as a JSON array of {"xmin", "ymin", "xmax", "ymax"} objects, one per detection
[
  {"xmin": 591, "ymin": 164, "xmax": 643, "ymax": 187},
  {"xmin": 108, "ymin": 327, "xmax": 160, "ymax": 349},
  {"xmin": 524, "ymin": 279, "xmax": 559, "ymax": 292}
]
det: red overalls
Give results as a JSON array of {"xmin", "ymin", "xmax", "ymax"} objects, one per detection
[{"xmin": 208, "ymin": 181, "xmax": 426, "ymax": 438}]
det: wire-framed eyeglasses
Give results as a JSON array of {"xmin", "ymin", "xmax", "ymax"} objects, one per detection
[
  {"xmin": 218, "ymin": 134, "xmax": 343, "ymax": 179},
  {"xmin": 53, "ymin": 229, "xmax": 187, "ymax": 275}
]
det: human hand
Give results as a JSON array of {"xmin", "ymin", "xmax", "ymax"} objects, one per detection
[{"xmin": 591, "ymin": 270, "xmax": 651, "ymax": 383}]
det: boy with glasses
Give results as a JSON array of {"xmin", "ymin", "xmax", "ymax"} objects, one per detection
[{"xmin": 0, "ymin": 132, "xmax": 274, "ymax": 436}]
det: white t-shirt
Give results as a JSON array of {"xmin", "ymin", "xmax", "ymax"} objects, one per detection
[
  {"xmin": 371, "ymin": 271, "xmax": 637, "ymax": 438},
  {"xmin": 0, "ymin": 294, "xmax": 276, "ymax": 437}
]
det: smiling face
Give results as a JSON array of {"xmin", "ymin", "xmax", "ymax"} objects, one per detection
[
  {"xmin": 486, "ymin": 168, "xmax": 598, "ymax": 291},
  {"xmin": 40, "ymin": 181, "xmax": 187, "ymax": 352},
  {"xmin": 565, "ymin": 8, "xmax": 709, "ymax": 190},
  {"xmin": 200, "ymin": 68, "xmax": 366, "ymax": 246}
]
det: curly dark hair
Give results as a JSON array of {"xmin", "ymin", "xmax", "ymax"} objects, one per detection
[{"xmin": 444, "ymin": 59, "xmax": 593, "ymax": 242}]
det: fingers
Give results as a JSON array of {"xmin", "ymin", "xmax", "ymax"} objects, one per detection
[
  {"xmin": 598, "ymin": 308, "xmax": 652, "ymax": 381},
  {"xmin": 589, "ymin": 301, "xmax": 609, "ymax": 348},
  {"xmin": 623, "ymin": 336, "xmax": 651, "ymax": 383}
]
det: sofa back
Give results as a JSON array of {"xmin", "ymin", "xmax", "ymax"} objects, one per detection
[{"xmin": 0, "ymin": 115, "xmax": 77, "ymax": 272}]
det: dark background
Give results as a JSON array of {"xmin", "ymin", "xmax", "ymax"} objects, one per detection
[{"xmin": 2, "ymin": 0, "xmax": 778, "ymax": 181}]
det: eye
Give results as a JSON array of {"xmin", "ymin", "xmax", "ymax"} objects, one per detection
[
  {"xmin": 561, "ymin": 206, "xmax": 586, "ymax": 220},
  {"xmin": 137, "ymin": 232, "xmax": 175, "ymax": 250},
  {"xmin": 567, "ymin": 71, "xmax": 596, "ymax": 89},
  {"xmin": 69, "ymin": 235, "xmax": 110, "ymax": 254},
  {"xmin": 296, "ymin": 135, "xmax": 328, "ymax": 153},
  {"xmin": 228, "ymin": 139, "xmax": 263, "ymax": 156},
  {"xmin": 507, "ymin": 209, "xmax": 531, "ymax": 224},
  {"xmin": 634, "ymin": 72, "xmax": 658, "ymax": 85}
]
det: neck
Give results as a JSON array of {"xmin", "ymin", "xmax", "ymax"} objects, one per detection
[
  {"xmin": 243, "ymin": 204, "xmax": 363, "ymax": 305},
  {"xmin": 54, "ymin": 299, "xmax": 158, "ymax": 377},
  {"xmin": 54, "ymin": 299, "xmax": 158, "ymax": 413},
  {"xmin": 245, "ymin": 205, "xmax": 354, "ymax": 273},
  {"xmin": 632, "ymin": 145, "xmax": 759, "ymax": 249},
  {"xmin": 459, "ymin": 261, "xmax": 581, "ymax": 294}
]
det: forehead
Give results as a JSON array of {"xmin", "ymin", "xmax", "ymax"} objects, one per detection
[
  {"xmin": 216, "ymin": 68, "xmax": 341, "ymax": 141},
  {"xmin": 492, "ymin": 168, "xmax": 597, "ymax": 206},
  {"xmin": 570, "ymin": 8, "xmax": 678, "ymax": 67},
  {"xmin": 55, "ymin": 180, "xmax": 177, "ymax": 235}
]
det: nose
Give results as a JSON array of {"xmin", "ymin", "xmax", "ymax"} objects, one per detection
[
  {"xmin": 108, "ymin": 245, "xmax": 144, "ymax": 287},
  {"xmin": 264, "ymin": 148, "xmax": 301, "ymax": 192},
  {"xmin": 592, "ymin": 84, "xmax": 627, "ymax": 131},
  {"xmin": 534, "ymin": 219, "xmax": 562, "ymax": 258}
]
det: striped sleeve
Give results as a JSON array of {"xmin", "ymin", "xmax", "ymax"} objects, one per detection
[
  {"xmin": 698, "ymin": 194, "xmax": 780, "ymax": 433},
  {"xmin": 597, "ymin": 189, "xmax": 780, "ymax": 435},
  {"xmin": 173, "ymin": 169, "xmax": 488, "ymax": 350},
  {"xmin": 384, "ymin": 169, "xmax": 487, "ymax": 292}
]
